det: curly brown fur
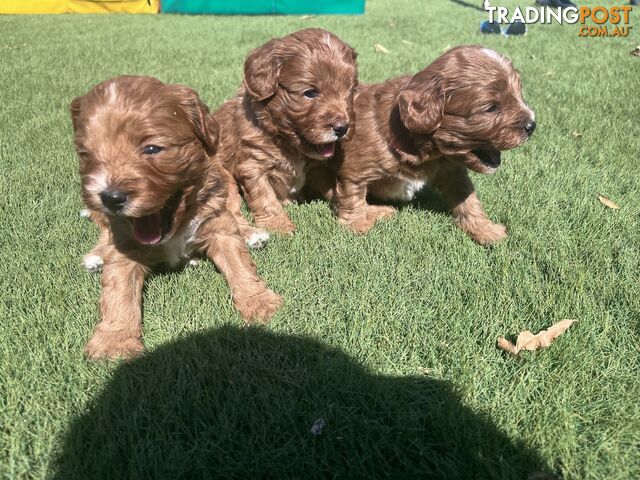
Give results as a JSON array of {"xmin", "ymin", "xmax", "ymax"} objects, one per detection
[
  {"xmin": 329, "ymin": 45, "xmax": 536, "ymax": 244},
  {"xmin": 71, "ymin": 76, "xmax": 281, "ymax": 360},
  {"xmin": 213, "ymin": 28, "xmax": 357, "ymax": 237}
]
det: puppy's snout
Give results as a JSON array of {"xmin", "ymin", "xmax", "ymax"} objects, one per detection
[
  {"xmin": 100, "ymin": 190, "xmax": 127, "ymax": 212},
  {"xmin": 332, "ymin": 122, "xmax": 349, "ymax": 138},
  {"xmin": 524, "ymin": 120, "xmax": 536, "ymax": 136}
]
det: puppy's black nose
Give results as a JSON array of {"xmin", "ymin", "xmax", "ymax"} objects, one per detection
[
  {"xmin": 100, "ymin": 190, "xmax": 127, "ymax": 212},
  {"xmin": 332, "ymin": 123, "xmax": 349, "ymax": 138},
  {"xmin": 525, "ymin": 120, "xmax": 536, "ymax": 136}
]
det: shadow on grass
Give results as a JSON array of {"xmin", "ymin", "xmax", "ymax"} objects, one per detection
[
  {"xmin": 369, "ymin": 187, "xmax": 452, "ymax": 217},
  {"xmin": 54, "ymin": 326, "xmax": 549, "ymax": 479}
]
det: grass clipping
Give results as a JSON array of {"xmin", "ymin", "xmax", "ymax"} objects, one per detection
[{"xmin": 498, "ymin": 320, "xmax": 577, "ymax": 355}]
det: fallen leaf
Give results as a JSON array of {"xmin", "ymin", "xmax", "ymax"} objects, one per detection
[
  {"xmin": 598, "ymin": 194, "xmax": 620, "ymax": 209},
  {"xmin": 402, "ymin": 39, "xmax": 414, "ymax": 46},
  {"xmin": 544, "ymin": 70, "xmax": 555, "ymax": 76},
  {"xmin": 571, "ymin": 131, "xmax": 582, "ymax": 138},
  {"xmin": 417, "ymin": 367, "xmax": 433, "ymax": 375},
  {"xmin": 442, "ymin": 44, "xmax": 451, "ymax": 52},
  {"xmin": 374, "ymin": 43, "xmax": 390, "ymax": 54},
  {"xmin": 310, "ymin": 418, "xmax": 325, "ymax": 436},
  {"xmin": 631, "ymin": 46, "xmax": 640, "ymax": 57},
  {"xmin": 497, "ymin": 320, "xmax": 577, "ymax": 355},
  {"xmin": 496, "ymin": 337, "xmax": 519, "ymax": 355},
  {"xmin": 300, "ymin": 14, "xmax": 316, "ymax": 20},
  {"xmin": 388, "ymin": 21, "xmax": 396, "ymax": 28}
]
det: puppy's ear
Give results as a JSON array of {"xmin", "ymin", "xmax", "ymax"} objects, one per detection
[
  {"xmin": 339, "ymin": 43, "xmax": 358, "ymax": 64},
  {"xmin": 173, "ymin": 85, "xmax": 219, "ymax": 155},
  {"xmin": 243, "ymin": 38, "xmax": 282, "ymax": 101},
  {"xmin": 398, "ymin": 79, "xmax": 444, "ymax": 135},
  {"xmin": 70, "ymin": 95, "xmax": 84, "ymax": 134}
]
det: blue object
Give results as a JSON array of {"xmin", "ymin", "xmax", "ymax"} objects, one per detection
[
  {"xmin": 480, "ymin": 20, "xmax": 527, "ymax": 36},
  {"xmin": 480, "ymin": 20, "xmax": 501, "ymax": 34},
  {"xmin": 504, "ymin": 20, "xmax": 526, "ymax": 36}
]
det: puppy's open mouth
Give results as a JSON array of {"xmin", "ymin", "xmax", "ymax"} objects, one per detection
[
  {"xmin": 130, "ymin": 191, "xmax": 181, "ymax": 246},
  {"xmin": 301, "ymin": 137, "xmax": 337, "ymax": 159},
  {"xmin": 472, "ymin": 148, "xmax": 502, "ymax": 168},
  {"xmin": 316, "ymin": 142, "xmax": 336, "ymax": 158}
]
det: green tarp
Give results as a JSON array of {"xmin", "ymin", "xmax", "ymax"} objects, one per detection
[{"xmin": 161, "ymin": 0, "xmax": 364, "ymax": 15}]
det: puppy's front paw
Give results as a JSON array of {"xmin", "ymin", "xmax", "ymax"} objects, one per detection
[
  {"xmin": 340, "ymin": 216, "xmax": 376, "ymax": 235},
  {"xmin": 82, "ymin": 254, "xmax": 104, "ymax": 273},
  {"xmin": 235, "ymin": 289, "xmax": 282, "ymax": 324},
  {"xmin": 84, "ymin": 330, "xmax": 144, "ymax": 361},
  {"xmin": 366, "ymin": 205, "xmax": 397, "ymax": 223},
  {"xmin": 257, "ymin": 216, "xmax": 295, "ymax": 235},
  {"xmin": 340, "ymin": 206, "xmax": 396, "ymax": 235},
  {"xmin": 468, "ymin": 221, "xmax": 507, "ymax": 245},
  {"xmin": 245, "ymin": 229, "xmax": 270, "ymax": 250}
]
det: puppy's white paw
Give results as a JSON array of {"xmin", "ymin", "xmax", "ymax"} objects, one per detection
[
  {"xmin": 246, "ymin": 231, "xmax": 270, "ymax": 250},
  {"xmin": 82, "ymin": 254, "xmax": 103, "ymax": 273},
  {"xmin": 79, "ymin": 209, "xmax": 91, "ymax": 219},
  {"xmin": 188, "ymin": 258, "xmax": 201, "ymax": 268}
]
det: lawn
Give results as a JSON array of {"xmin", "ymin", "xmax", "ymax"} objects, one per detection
[{"xmin": 1, "ymin": 0, "xmax": 639, "ymax": 478}]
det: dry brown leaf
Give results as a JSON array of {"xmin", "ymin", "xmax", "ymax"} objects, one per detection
[
  {"xmin": 598, "ymin": 194, "xmax": 620, "ymax": 209},
  {"xmin": 497, "ymin": 337, "xmax": 518, "ymax": 355},
  {"xmin": 571, "ymin": 131, "xmax": 582, "ymax": 138},
  {"xmin": 631, "ymin": 46, "xmax": 640, "ymax": 57},
  {"xmin": 374, "ymin": 43, "xmax": 390, "ymax": 54},
  {"xmin": 497, "ymin": 320, "xmax": 577, "ymax": 355}
]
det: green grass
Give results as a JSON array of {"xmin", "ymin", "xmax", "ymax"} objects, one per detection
[{"xmin": 1, "ymin": 1, "xmax": 639, "ymax": 478}]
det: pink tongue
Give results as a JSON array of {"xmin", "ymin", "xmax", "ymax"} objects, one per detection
[
  {"xmin": 317, "ymin": 142, "xmax": 336, "ymax": 158},
  {"xmin": 132, "ymin": 213, "xmax": 162, "ymax": 245}
]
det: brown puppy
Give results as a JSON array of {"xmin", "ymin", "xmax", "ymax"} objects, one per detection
[
  {"xmin": 71, "ymin": 76, "xmax": 282, "ymax": 360},
  {"xmin": 214, "ymin": 28, "xmax": 358, "ymax": 239},
  {"xmin": 332, "ymin": 45, "xmax": 536, "ymax": 244}
]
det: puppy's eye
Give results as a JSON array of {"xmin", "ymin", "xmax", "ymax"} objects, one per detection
[
  {"xmin": 303, "ymin": 90, "xmax": 319, "ymax": 99},
  {"xmin": 143, "ymin": 145, "xmax": 164, "ymax": 155},
  {"xmin": 486, "ymin": 104, "xmax": 500, "ymax": 113}
]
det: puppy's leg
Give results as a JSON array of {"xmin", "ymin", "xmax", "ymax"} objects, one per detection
[
  {"xmin": 222, "ymin": 168, "xmax": 270, "ymax": 250},
  {"xmin": 434, "ymin": 166, "xmax": 506, "ymax": 245},
  {"xmin": 199, "ymin": 212, "xmax": 282, "ymax": 323},
  {"xmin": 85, "ymin": 248, "xmax": 147, "ymax": 360},
  {"xmin": 241, "ymin": 176, "xmax": 295, "ymax": 234},
  {"xmin": 82, "ymin": 226, "xmax": 110, "ymax": 273},
  {"xmin": 335, "ymin": 180, "xmax": 396, "ymax": 234}
]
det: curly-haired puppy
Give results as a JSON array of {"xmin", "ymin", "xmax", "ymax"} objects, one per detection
[
  {"xmin": 71, "ymin": 76, "xmax": 282, "ymax": 360},
  {"xmin": 332, "ymin": 45, "xmax": 535, "ymax": 244},
  {"xmin": 214, "ymin": 28, "xmax": 357, "ymax": 238}
]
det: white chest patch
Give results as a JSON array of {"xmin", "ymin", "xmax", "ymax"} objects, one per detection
[
  {"xmin": 370, "ymin": 178, "xmax": 427, "ymax": 202},
  {"xmin": 162, "ymin": 217, "xmax": 203, "ymax": 268},
  {"xmin": 289, "ymin": 159, "xmax": 307, "ymax": 195}
]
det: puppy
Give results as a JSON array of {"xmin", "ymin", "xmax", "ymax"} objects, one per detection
[
  {"xmin": 214, "ymin": 28, "xmax": 358, "ymax": 239},
  {"xmin": 332, "ymin": 45, "xmax": 536, "ymax": 244},
  {"xmin": 71, "ymin": 76, "xmax": 282, "ymax": 360}
]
